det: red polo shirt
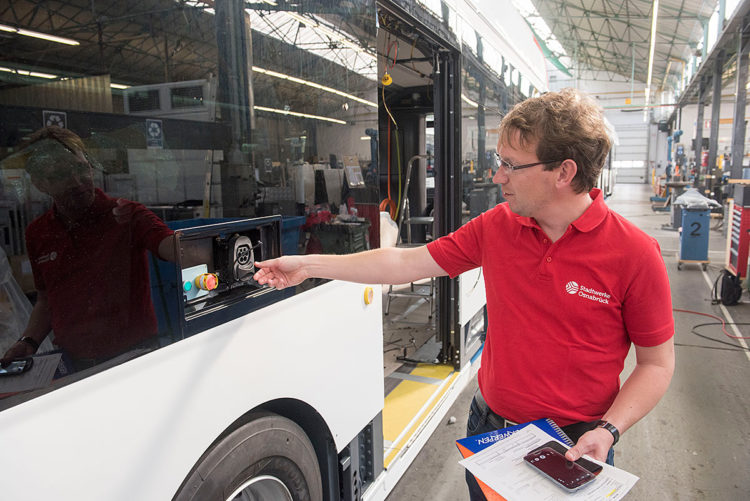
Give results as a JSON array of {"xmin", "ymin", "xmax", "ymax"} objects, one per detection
[
  {"xmin": 427, "ymin": 189, "xmax": 673, "ymax": 425},
  {"xmin": 26, "ymin": 189, "xmax": 174, "ymax": 360}
]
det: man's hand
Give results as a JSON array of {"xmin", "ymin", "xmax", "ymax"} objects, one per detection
[
  {"xmin": 1, "ymin": 341, "xmax": 36, "ymax": 367},
  {"xmin": 112, "ymin": 198, "xmax": 134, "ymax": 224},
  {"xmin": 253, "ymin": 256, "xmax": 309, "ymax": 290},
  {"xmin": 565, "ymin": 427, "xmax": 613, "ymax": 463}
]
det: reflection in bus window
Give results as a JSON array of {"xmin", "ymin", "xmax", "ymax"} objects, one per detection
[{"xmin": 0, "ymin": 127, "xmax": 175, "ymax": 373}]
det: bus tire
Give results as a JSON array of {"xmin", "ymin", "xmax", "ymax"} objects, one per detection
[{"xmin": 174, "ymin": 411, "xmax": 323, "ymax": 501}]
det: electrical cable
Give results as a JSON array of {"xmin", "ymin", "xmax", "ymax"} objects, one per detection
[
  {"xmin": 672, "ymin": 308, "xmax": 750, "ymax": 340},
  {"xmin": 394, "ymin": 126, "xmax": 402, "ymax": 220},
  {"xmin": 685, "ymin": 322, "xmax": 750, "ymax": 351},
  {"xmin": 672, "ymin": 307, "xmax": 750, "ymax": 353},
  {"xmin": 379, "ymin": 115, "xmax": 396, "ymax": 217},
  {"xmin": 381, "ymin": 81, "xmax": 398, "ymax": 126},
  {"xmin": 379, "ymin": 39, "xmax": 399, "ymax": 220}
]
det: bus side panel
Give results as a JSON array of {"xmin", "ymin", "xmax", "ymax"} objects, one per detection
[
  {"xmin": 0, "ymin": 281, "xmax": 383, "ymax": 501},
  {"xmin": 459, "ymin": 268, "xmax": 486, "ymax": 326}
]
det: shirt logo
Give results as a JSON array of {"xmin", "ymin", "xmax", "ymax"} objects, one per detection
[
  {"xmin": 36, "ymin": 251, "xmax": 58, "ymax": 264},
  {"xmin": 565, "ymin": 280, "xmax": 610, "ymax": 304}
]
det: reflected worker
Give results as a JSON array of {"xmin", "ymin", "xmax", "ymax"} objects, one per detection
[
  {"xmin": 252, "ymin": 89, "xmax": 675, "ymax": 499},
  {"xmin": 1, "ymin": 127, "xmax": 175, "ymax": 371}
]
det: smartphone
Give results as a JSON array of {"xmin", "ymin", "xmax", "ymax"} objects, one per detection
[
  {"xmin": 524, "ymin": 446, "xmax": 596, "ymax": 492},
  {"xmin": 0, "ymin": 358, "xmax": 34, "ymax": 377},
  {"xmin": 532, "ymin": 440, "xmax": 603, "ymax": 476}
]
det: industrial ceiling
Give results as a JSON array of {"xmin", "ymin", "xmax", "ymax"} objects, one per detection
[
  {"xmin": 2, "ymin": 0, "xmax": 741, "ymax": 109},
  {"xmin": 529, "ymin": 0, "xmax": 720, "ymax": 92}
]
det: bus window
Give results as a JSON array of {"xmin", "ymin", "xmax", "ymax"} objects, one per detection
[{"xmin": 0, "ymin": 0, "xmax": 378, "ymax": 395}]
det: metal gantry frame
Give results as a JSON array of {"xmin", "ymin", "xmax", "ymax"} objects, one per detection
[
  {"xmin": 731, "ymin": 22, "xmax": 750, "ymax": 179},
  {"xmin": 668, "ymin": 2, "xmax": 750, "ymax": 184}
]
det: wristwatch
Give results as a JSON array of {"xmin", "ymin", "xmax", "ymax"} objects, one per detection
[
  {"xmin": 19, "ymin": 336, "xmax": 40, "ymax": 351},
  {"xmin": 596, "ymin": 420, "xmax": 620, "ymax": 446}
]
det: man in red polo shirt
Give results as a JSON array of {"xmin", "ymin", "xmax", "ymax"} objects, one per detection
[
  {"xmin": 252, "ymin": 89, "xmax": 674, "ymax": 497},
  {"xmin": 1, "ymin": 127, "xmax": 175, "ymax": 371}
]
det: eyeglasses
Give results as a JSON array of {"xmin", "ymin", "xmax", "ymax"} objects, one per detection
[{"xmin": 492, "ymin": 152, "xmax": 564, "ymax": 173}]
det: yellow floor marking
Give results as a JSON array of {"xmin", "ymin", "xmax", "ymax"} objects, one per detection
[
  {"xmin": 384, "ymin": 371, "xmax": 459, "ymax": 468},
  {"xmin": 383, "ymin": 380, "xmax": 438, "ymax": 442}
]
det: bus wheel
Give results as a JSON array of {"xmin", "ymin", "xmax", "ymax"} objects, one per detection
[{"xmin": 174, "ymin": 411, "xmax": 323, "ymax": 501}]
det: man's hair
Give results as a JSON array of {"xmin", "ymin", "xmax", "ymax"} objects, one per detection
[
  {"xmin": 499, "ymin": 88, "xmax": 611, "ymax": 193},
  {"xmin": 22, "ymin": 126, "xmax": 88, "ymax": 177}
]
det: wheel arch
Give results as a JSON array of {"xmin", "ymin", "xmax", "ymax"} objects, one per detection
[
  {"xmin": 259, "ymin": 399, "xmax": 339, "ymax": 501},
  {"xmin": 173, "ymin": 398, "xmax": 339, "ymax": 501}
]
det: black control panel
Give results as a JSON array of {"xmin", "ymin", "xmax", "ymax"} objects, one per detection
[{"xmin": 172, "ymin": 216, "xmax": 284, "ymax": 336}]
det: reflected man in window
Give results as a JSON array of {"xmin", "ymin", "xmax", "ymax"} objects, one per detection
[{"xmin": 1, "ymin": 127, "xmax": 175, "ymax": 371}]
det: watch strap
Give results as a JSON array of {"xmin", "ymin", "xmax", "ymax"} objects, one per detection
[
  {"xmin": 19, "ymin": 336, "xmax": 40, "ymax": 351},
  {"xmin": 596, "ymin": 420, "xmax": 620, "ymax": 446}
]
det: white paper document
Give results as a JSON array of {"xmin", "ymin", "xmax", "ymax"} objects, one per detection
[
  {"xmin": 459, "ymin": 424, "xmax": 639, "ymax": 500},
  {"xmin": 0, "ymin": 353, "xmax": 61, "ymax": 394}
]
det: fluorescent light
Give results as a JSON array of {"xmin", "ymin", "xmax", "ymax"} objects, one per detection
[
  {"xmin": 252, "ymin": 66, "xmax": 377, "ymax": 108},
  {"xmin": 110, "ymin": 83, "xmax": 130, "ymax": 89},
  {"xmin": 645, "ymin": 0, "xmax": 660, "ymax": 106},
  {"xmin": 461, "ymin": 94, "xmax": 479, "ymax": 108},
  {"xmin": 254, "ymin": 105, "xmax": 347, "ymax": 125},
  {"xmin": 0, "ymin": 66, "xmax": 57, "ymax": 79},
  {"xmin": 0, "ymin": 23, "xmax": 80, "ymax": 46},
  {"xmin": 360, "ymin": 136, "xmax": 370, "ymax": 140},
  {"xmin": 28, "ymin": 71, "xmax": 57, "ymax": 79}
]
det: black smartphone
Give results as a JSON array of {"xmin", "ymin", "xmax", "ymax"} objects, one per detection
[
  {"xmin": 532, "ymin": 440, "xmax": 603, "ymax": 475},
  {"xmin": 0, "ymin": 357, "xmax": 34, "ymax": 377},
  {"xmin": 523, "ymin": 446, "xmax": 596, "ymax": 492}
]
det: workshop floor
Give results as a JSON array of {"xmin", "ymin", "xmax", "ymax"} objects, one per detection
[{"xmin": 384, "ymin": 183, "xmax": 750, "ymax": 500}]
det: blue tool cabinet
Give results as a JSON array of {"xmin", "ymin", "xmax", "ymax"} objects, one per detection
[{"xmin": 678, "ymin": 208, "xmax": 709, "ymax": 269}]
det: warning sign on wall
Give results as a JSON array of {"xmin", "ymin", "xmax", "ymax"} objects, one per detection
[{"xmin": 43, "ymin": 110, "xmax": 67, "ymax": 129}]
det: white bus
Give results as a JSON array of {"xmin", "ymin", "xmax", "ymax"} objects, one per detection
[{"xmin": 0, "ymin": 1, "xmax": 546, "ymax": 499}]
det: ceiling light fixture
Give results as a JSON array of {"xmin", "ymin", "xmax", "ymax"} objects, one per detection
[
  {"xmin": 461, "ymin": 94, "xmax": 479, "ymax": 108},
  {"xmin": 252, "ymin": 66, "xmax": 377, "ymax": 108},
  {"xmin": 254, "ymin": 105, "xmax": 347, "ymax": 125},
  {"xmin": 644, "ymin": 0, "xmax": 660, "ymax": 111},
  {"xmin": 0, "ymin": 66, "xmax": 58, "ymax": 79},
  {"xmin": 0, "ymin": 23, "xmax": 80, "ymax": 46}
]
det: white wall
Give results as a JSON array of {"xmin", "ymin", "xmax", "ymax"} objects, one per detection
[
  {"xmin": 126, "ymin": 149, "xmax": 222, "ymax": 206},
  {"xmin": 549, "ymin": 68, "xmax": 654, "ymax": 183},
  {"xmin": 315, "ymin": 121, "xmax": 373, "ymax": 166}
]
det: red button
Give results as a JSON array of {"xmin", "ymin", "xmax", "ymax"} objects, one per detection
[{"xmin": 195, "ymin": 273, "xmax": 218, "ymax": 290}]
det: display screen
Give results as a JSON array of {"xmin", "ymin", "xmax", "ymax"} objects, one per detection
[{"xmin": 523, "ymin": 447, "xmax": 595, "ymax": 491}]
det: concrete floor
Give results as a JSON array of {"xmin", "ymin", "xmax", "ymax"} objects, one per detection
[{"xmin": 385, "ymin": 183, "xmax": 750, "ymax": 500}]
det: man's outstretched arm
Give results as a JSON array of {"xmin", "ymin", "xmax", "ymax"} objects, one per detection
[{"xmin": 253, "ymin": 245, "xmax": 447, "ymax": 290}]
